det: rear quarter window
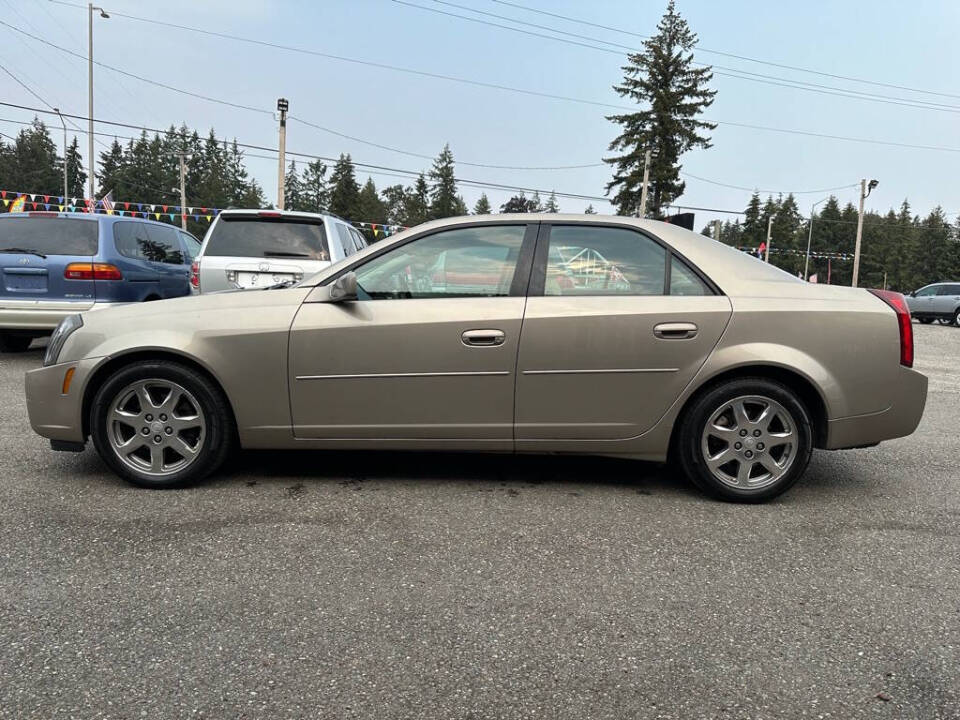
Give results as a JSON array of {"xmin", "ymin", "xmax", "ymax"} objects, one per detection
[
  {"xmin": 204, "ymin": 215, "xmax": 330, "ymax": 260},
  {"xmin": 0, "ymin": 217, "xmax": 98, "ymax": 256}
]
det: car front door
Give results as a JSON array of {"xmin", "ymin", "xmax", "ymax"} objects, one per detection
[
  {"xmin": 514, "ymin": 223, "xmax": 732, "ymax": 450},
  {"xmin": 910, "ymin": 285, "xmax": 938, "ymax": 316},
  {"xmin": 288, "ymin": 223, "xmax": 537, "ymax": 447}
]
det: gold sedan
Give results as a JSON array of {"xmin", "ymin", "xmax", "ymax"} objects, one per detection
[{"xmin": 25, "ymin": 215, "xmax": 927, "ymax": 502}]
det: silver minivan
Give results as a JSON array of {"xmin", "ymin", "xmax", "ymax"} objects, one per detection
[
  {"xmin": 190, "ymin": 209, "xmax": 367, "ymax": 294},
  {"xmin": 906, "ymin": 282, "xmax": 960, "ymax": 326}
]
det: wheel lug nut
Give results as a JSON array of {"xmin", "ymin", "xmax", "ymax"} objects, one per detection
[
  {"xmin": 145, "ymin": 414, "xmax": 153, "ymax": 422},
  {"xmin": 141, "ymin": 427, "xmax": 149, "ymax": 435},
  {"xmin": 165, "ymin": 427, "xmax": 173, "ymax": 435},
  {"xmin": 159, "ymin": 414, "xmax": 167, "ymax": 421},
  {"xmin": 757, "ymin": 442, "xmax": 765, "ymax": 450},
  {"xmin": 153, "ymin": 435, "xmax": 162, "ymax": 444},
  {"xmin": 753, "ymin": 429, "xmax": 761, "ymax": 437},
  {"xmin": 739, "ymin": 429, "xmax": 747, "ymax": 437},
  {"xmin": 734, "ymin": 442, "xmax": 742, "ymax": 450},
  {"xmin": 744, "ymin": 450, "xmax": 753, "ymax": 458}
]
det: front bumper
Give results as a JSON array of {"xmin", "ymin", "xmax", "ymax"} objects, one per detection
[
  {"xmin": 25, "ymin": 356, "xmax": 104, "ymax": 444},
  {"xmin": 0, "ymin": 300, "xmax": 123, "ymax": 331},
  {"xmin": 826, "ymin": 366, "xmax": 928, "ymax": 449}
]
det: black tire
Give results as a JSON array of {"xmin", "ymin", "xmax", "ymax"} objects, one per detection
[
  {"xmin": 918, "ymin": 317, "xmax": 934, "ymax": 325},
  {"xmin": 0, "ymin": 332, "xmax": 34, "ymax": 352},
  {"xmin": 89, "ymin": 360, "xmax": 235, "ymax": 488},
  {"xmin": 954, "ymin": 308, "xmax": 960, "ymax": 327},
  {"xmin": 676, "ymin": 377, "xmax": 814, "ymax": 503}
]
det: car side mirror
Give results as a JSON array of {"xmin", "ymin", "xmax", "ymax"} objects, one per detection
[
  {"xmin": 909, "ymin": 290, "xmax": 916, "ymax": 297},
  {"xmin": 327, "ymin": 271, "xmax": 358, "ymax": 302}
]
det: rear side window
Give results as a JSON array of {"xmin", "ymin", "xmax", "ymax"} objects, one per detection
[
  {"xmin": 0, "ymin": 217, "xmax": 98, "ymax": 256},
  {"xmin": 670, "ymin": 256, "xmax": 710, "ymax": 296},
  {"xmin": 937, "ymin": 285, "xmax": 960, "ymax": 295},
  {"xmin": 114, "ymin": 222, "xmax": 184, "ymax": 264},
  {"xmin": 349, "ymin": 226, "xmax": 367, "ymax": 252},
  {"xmin": 543, "ymin": 225, "xmax": 666, "ymax": 296},
  {"xmin": 204, "ymin": 215, "xmax": 330, "ymax": 260},
  {"xmin": 180, "ymin": 232, "xmax": 201, "ymax": 261},
  {"xmin": 334, "ymin": 224, "xmax": 355, "ymax": 257}
]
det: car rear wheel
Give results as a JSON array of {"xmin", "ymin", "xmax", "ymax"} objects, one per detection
[
  {"xmin": 90, "ymin": 361, "xmax": 234, "ymax": 488},
  {"xmin": 954, "ymin": 309, "xmax": 960, "ymax": 327},
  {"xmin": 0, "ymin": 332, "xmax": 34, "ymax": 352},
  {"xmin": 917, "ymin": 317, "xmax": 934, "ymax": 324},
  {"xmin": 677, "ymin": 378, "xmax": 813, "ymax": 502}
]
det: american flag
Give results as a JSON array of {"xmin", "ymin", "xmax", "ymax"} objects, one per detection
[{"xmin": 100, "ymin": 190, "xmax": 115, "ymax": 215}]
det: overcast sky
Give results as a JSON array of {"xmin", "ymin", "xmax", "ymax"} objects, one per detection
[{"xmin": 1, "ymin": 0, "xmax": 958, "ymax": 228}]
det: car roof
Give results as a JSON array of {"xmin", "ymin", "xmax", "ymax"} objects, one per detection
[
  {"xmin": 0, "ymin": 212, "xmax": 184, "ymax": 229},
  {"xmin": 217, "ymin": 208, "xmax": 341, "ymax": 221}
]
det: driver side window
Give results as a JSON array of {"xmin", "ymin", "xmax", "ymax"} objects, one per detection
[
  {"xmin": 353, "ymin": 225, "xmax": 526, "ymax": 300},
  {"xmin": 916, "ymin": 286, "xmax": 938, "ymax": 297}
]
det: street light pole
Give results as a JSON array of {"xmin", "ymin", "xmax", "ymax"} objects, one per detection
[
  {"xmin": 177, "ymin": 153, "xmax": 188, "ymax": 231},
  {"xmin": 87, "ymin": 4, "xmax": 109, "ymax": 202},
  {"xmin": 852, "ymin": 178, "xmax": 878, "ymax": 288},
  {"xmin": 276, "ymin": 98, "xmax": 289, "ymax": 210},
  {"xmin": 804, "ymin": 196, "xmax": 830, "ymax": 281},
  {"xmin": 765, "ymin": 215, "xmax": 773, "ymax": 263},
  {"xmin": 54, "ymin": 108, "xmax": 68, "ymax": 204},
  {"xmin": 638, "ymin": 148, "xmax": 651, "ymax": 218}
]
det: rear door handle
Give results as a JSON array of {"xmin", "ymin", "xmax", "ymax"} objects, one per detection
[
  {"xmin": 653, "ymin": 322, "xmax": 698, "ymax": 340},
  {"xmin": 462, "ymin": 329, "xmax": 506, "ymax": 347}
]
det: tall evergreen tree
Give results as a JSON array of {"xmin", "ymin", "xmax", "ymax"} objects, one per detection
[
  {"xmin": 530, "ymin": 190, "xmax": 543, "ymax": 213},
  {"xmin": 381, "ymin": 184, "xmax": 409, "ymax": 225},
  {"xmin": 404, "ymin": 174, "xmax": 430, "ymax": 226},
  {"xmin": 500, "ymin": 193, "xmax": 538, "ymax": 213},
  {"xmin": 473, "ymin": 193, "xmax": 492, "ymax": 215},
  {"xmin": 8, "ymin": 119, "xmax": 61, "ymax": 196},
  {"xmin": 284, "ymin": 160, "xmax": 304, "ymax": 211},
  {"xmin": 97, "ymin": 140, "xmax": 126, "ymax": 198},
  {"xmin": 64, "ymin": 137, "xmax": 86, "ymax": 199},
  {"xmin": 327, "ymin": 154, "xmax": 360, "ymax": 219},
  {"xmin": 604, "ymin": 1, "xmax": 716, "ymax": 217},
  {"xmin": 356, "ymin": 177, "xmax": 387, "ymax": 224},
  {"xmin": 584, "ymin": 204, "xmax": 597, "ymax": 214},
  {"xmin": 742, "ymin": 192, "xmax": 763, "ymax": 248},
  {"xmin": 428, "ymin": 144, "xmax": 467, "ymax": 219},
  {"xmin": 301, "ymin": 159, "xmax": 328, "ymax": 213},
  {"xmin": 543, "ymin": 191, "xmax": 560, "ymax": 213}
]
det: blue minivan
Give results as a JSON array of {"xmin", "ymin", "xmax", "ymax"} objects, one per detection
[{"xmin": 0, "ymin": 212, "xmax": 201, "ymax": 352}]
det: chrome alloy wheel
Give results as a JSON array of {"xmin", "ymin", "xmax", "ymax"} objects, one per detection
[
  {"xmin": 106, "ymin": 379, "xmax": 206, "ymax": 477},
  {"xmin": 700, "ymin": 395, "xmax": 798, "ymax": 490}
]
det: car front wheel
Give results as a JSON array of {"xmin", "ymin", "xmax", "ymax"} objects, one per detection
[
  {"xmin": 677, "ymin": 378, "xmax": 813, "ymax": 502},
  {"xmin": 90, "ymin": 361, "xmax": 234, "ymax": 488}
]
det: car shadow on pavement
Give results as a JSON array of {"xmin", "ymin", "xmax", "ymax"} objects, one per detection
[{"xmin": 215, "ymin": 449, "xmax": 686, "ymax": 497}]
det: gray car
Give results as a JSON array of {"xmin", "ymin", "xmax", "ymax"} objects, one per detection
[
  {"xmin": 191, "ymin": 209, "xmax": 367, "ymax": 293},
  {"xmin": 906, "ymin": 282, "xmax": 960, "ymax": 326},
  {"xmin": 25, "ymin": 214, "xmax": 927, "ymax": 502}
]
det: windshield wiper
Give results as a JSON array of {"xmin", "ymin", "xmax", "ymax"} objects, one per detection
[
  {"xmin": 1, "ymin": 247, "xmax": 47, "ymax": 259},
  {"xmin": 262, "ymin": 251, "xmax": 312, "ymax": 258}
]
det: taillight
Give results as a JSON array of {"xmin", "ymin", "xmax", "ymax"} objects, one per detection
[
  {"xmin": 868, "ymin": 289, "xmax": 913, "ymax": 368},
  {"xmin": 64, "ymin": 263, "xmax": 123, "ymax": 281},
  {"xmin": 190, "ymin": 260, "xmax": 200, "ymax": 289}
]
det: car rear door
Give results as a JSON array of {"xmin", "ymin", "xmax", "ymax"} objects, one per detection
[
  {"xmin": 514, "ymin": 222, "xmax": 732, "ymax": 450},
  {"xmin": 936, "ymin": 284, "xmax": 960, "ymax": 317},
  {"xmin": 288, "ymin": 222, "xmax": 536, "ymax": 446}
]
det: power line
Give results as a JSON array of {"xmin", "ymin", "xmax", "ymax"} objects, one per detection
[
  {"xmin": 398, "ymin": 0, "xmax": 960, "ymax": 115},
  {"xmin": 488, "ymin": 0, "xmax": 960, "ymax": 101},
  {"xmin": 37, "ymin": 2, "xmax": 960, "ymax": 154},
  {"xmin": 681, "ymin": 172, "xmax": 858, "ymax": 196}
]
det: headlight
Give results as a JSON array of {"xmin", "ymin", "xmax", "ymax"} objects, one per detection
[{"xmin": 44, "ymin": 314, "xmax": 83, "ymax": 367}]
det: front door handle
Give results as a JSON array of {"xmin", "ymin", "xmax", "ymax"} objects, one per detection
[
  {"xmin": 462, "ymin": 329, "xmax": 505, "ymax": 347},
  {"xmin": 653, "ymin": 322, "xmax": 698, "ymax": 340}
]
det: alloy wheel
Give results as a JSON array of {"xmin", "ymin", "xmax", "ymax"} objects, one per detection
[
  {"xmin": 700, "ymin": 395, "xmax": 798, "ymax": 490},
  {"xmin": 106, "ymin": 379, "xmax": 206, "ymax": 477}
]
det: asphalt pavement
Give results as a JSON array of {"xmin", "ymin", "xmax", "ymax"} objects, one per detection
[{"xmin": 1, "ymin": 324, "xmax": 958, "ymax": 719}]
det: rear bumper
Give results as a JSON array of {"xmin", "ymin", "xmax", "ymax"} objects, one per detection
[
  {"xmin": 826, "ymin": 366, "xmax": 928, "ymax": 449},
  {"xmin": 0, "ymin": 300, "xmax": 123, "ymax": 331},
  {"xmin": 25, "ymin": 356, "xmax": 103, "ymax": 443}
]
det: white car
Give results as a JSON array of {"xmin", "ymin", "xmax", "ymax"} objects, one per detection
[{"xmin": 190, "ymin": 209, "xmax": 367, "ymax": 293}]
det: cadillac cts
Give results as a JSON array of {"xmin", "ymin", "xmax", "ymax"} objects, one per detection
[{"xmin": 25, "ymin": 214, "xmax": 927, "ymax": 502}]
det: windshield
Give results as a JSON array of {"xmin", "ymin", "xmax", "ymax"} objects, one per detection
[
  {"xmin": 204, "ymin": 215, "xmax": 330, "ymax": 260},
  {"xmin": 0, "ymin": 217, "xmax": 98, "ymax": 256}
]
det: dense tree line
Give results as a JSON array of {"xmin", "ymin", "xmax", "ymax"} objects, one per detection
[{"xmin": 704, "ymin": 192, "xmax": 960, "ymax": 292}]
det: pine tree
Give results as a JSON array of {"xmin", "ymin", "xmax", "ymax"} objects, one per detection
[
  {"xmin": 9, "ymin": 119, "xmax": 62, "ymax": 196},
  {"xmin": 284, "ymin": 160, "xmax": 304, "ymax": 211},
  {"xmin": 356, "ymin": 177, "xmax": 387, "ymax": 224},
  {"xmin": 64, "ymin": 137, "xmax": 86, "ymax": 199},
  {"xmin": 530, "ymin": 190, "xmax": 543, "ymax": 213},
  {"xmin": 500, "ymin": 193, "xmax": 538, "ymax": 213},
  {"xmin": 404, "ymin": 174, "xmax": 430, "ymax": 226},
  {"xmin": 543, "ymin": 191, "xmax": 560, "ymax": 213},
  {"xmin": 428, "ymin": 144, "xmax": 466, "ymax": 219},
  {"xmin": 742, "ymin": 192, "xmax": 763, "ymax": 248},
  {"xmin": 473, "ymin": 193, "xmax": 492, "ymax": 215},
  {"xmin": 327, "ymin": 154, "xmax": 360, "ymax": 219},
  {"xmin": 97, "ymin": 140, "xmax": 126, "ymax": 198},
  {"xmin": 381, "ymin": 184, "xmax": 409, "ymax": 225},
  {"xmin": 584, "ymin": 204, "xmax": 597, "ymax": 214},
  {"xmin": 604, "ymin": 1, "xmax": 715, "ymax": 217},
  {"xmin": 301, "ymin": 159, "xmax": 328, "ymax": 213}
]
